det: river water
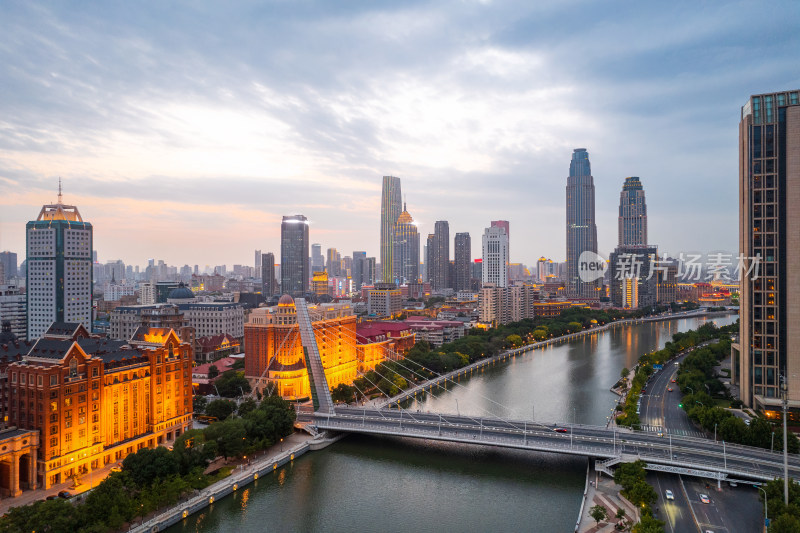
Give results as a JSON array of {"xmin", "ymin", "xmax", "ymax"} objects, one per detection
[{"xmin": 171, "ymin": 314, "xmax": 737, "ymax": 533}]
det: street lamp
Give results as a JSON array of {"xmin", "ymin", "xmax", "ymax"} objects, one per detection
[{"xmin": 757, "ymin": 485, "xmax": 768, "ymax": 530}]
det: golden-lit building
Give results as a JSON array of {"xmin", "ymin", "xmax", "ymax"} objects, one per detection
[
  {"xmin": 245, "ymin": 295, "xmax": 368, "ymax": 399},
  {"xmin": 311, "ymin": 270, "xmax": 330, "ymax": 297},
  {"xmin": 3, "ymin": 322, "xmax": 192, "ymax": 490}
]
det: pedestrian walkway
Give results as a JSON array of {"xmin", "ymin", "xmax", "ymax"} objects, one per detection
[
  {"xmin": 577, "ymin": 465, "xmax": 639, "ymax": 533},
  {"xmin": 638, "ymin": 425, "xmax": 706, "ymax": 438}
]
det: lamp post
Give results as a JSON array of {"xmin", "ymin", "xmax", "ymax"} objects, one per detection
[
  {"xmin": 757, "ymin": 485, "xmax": 768, "ymax": 530},
  {"xmin": 782, "ymin": 375, "xmax": 789, "ymax": 506},
  {"xmin": 714, "ymin": 423, "xmax": 717, "ymax": 443}
]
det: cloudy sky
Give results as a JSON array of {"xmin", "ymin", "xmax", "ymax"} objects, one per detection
[{"xmin": 1, "ymin": 1, "xmax": 798, "ymax": 270}]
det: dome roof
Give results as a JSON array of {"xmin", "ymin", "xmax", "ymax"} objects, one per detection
[
  {"xmin": 168, "ymin": 283, "xmax": 195, "ymax": 300},
  {"xmin": 278, "ymin": 294, "xmax": 295, "ymax": 306}
]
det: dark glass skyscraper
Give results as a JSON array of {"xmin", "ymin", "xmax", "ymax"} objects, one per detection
[
  {"xmin": 393, "ymin": 204, "xmax": 419, "ymax": 284},
  {"xmin": 352, "ymin": 251, "xmax": 366, "ymax": 290},
  {"xmin": 454, "ymin": 232, "xmax": 471, "ymax": 291},
  {"xmin": 431, "ymin": 221, "xmax": 450, "ymax": 291},
  {"xmin": 618, "ymin": 177, "xmax": 647, "ymax": 246},
  {"xmin": 380, "ymin": 176, "xmax": 402, "ymax": 283},
  {"xmin": 261, "ymin": 252, "xmax": 276, "ymax": 296},
  {"xmin": 565, "ymin": 148, "xmax": 599, "ymax": 299},
  {"xmin": 280, "ymin": 215, "xmax": 309, "ymax": 297}
]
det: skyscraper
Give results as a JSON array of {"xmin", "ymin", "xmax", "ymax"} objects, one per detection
[
  {"xmin": 565, "ymin": 148, "xmax": 599, "ymax": 299},
  {"xmin": 431, "ymin": 221, "xmax": 450, "ymax": 291},
  {"xmin": 254, "ymin": 249, "xmax": 262, "ymax": 275},
  {"xmin": 736, "ymin": 89, "xmax": 800, "ymax": 410},
  {"xmin": 482, "ymin": 225, "xmax": 509, "ymax": 288},
  {"xmin": 425, "ymin": 234, "xmax": 435, "ymax": 283},
  {"xmin": 280, "ymin": 215, "xmax": 309, "ymax": 297},
  {"xmin": 393, "ymin": 204, "xmax": 419, "ymax": 284},
  {"xmin": 352, "ymin": 251, "xmax": 366, "ymax": 290},
  {"xmin": 618, "ymin": 177, "xmax": 648, "ymax": 246},
  {"xmin": 326, "ymin": 248, "xmax": 341, "ymax": 276},
  {"xmin": 0, "ymin": 252, "xmax": 18, "ymax": 279},
  {"xmin": 311, "ymin": 243, "xmax": 324, "ymax": 273},
  {"xmin": 490, "ymin": 221, "xmax": 509, "ymax": 258},
  {"xmin": 380, "ymin": 176, "xmax": 402, "ymax": 283},
  {"xmin": 261, "ymin": 252, "xmax": 276, "ymax": 296},
  {"xmin": 26, "ymin": 184, "xmax": 93, "ymax": 339},
  {"xmin": 454, "ymin": 232, "xmax": 472, "ymax": 291}
]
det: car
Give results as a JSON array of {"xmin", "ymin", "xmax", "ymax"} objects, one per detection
[
  {"xmin": 668, "ymin": 387, "xmax": 673, "ymax": 392},
  {"xmin": 699, "ymin": 494, "xmax": 710, "ymax": 504},
  {"xmin": 46, "ymin": 495, "xmax": 59, "ymax": 500},
  {"xmin": 641, "ymin": 389, "xmax": 646, "ymax": 394},
  {"xmin": 671, "ymin": 379, "xmax": 676, "ymax": 383},
  {"xmin": 58, "ymin": 491, "xmax": 71, "ymax": 499},
  {"xmin": 657, "ymin": 432, "xmax": 664, "ymax": 437},
  {"xmin": 554, "ymin": 428, "xmax": 568, "ymax": 433},
  {"xmin": 110, "ymin": 466, "xmax": 122, "ymax": 473},
  {"xmin": 665, "ymin": 489, "xmax": 674, "ymax": 500},
  {"xmin": 745, "ymin": 419, "xmax": 751, "ymax": 426},
  {"xmin": 729, "ymin": 481, "xmax": 738, "ymax": 487}
]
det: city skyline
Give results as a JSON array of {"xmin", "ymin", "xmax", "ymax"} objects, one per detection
[{"xmin": 1, "ymin": 3, "xmax": 798, "ymax": 267}]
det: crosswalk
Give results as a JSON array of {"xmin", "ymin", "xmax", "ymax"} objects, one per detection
[{"xmin": 640, "ymin": 425, "xmax": 707, "ymax": 438}]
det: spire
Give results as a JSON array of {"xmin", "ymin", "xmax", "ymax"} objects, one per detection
[{"xmin": 58, "ymin": 177, "xmax": 63, "ymax": 204}]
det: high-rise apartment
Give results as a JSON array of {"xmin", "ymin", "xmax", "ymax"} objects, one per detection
[
  {"xmin": 261, "ymin": 252, "xmax": 276, "ymax": 296},
  {"xmin": 431, "ymin": 221, "xmax": 450, "ymax": 291},
  {"xmin": 26, "ymin": 186, "xmax": 93, "ymax": 339},
  {"xmin": 380, "ymin": 176, "xmax": 402, "ymax": 283},
  {"xmin": 482, "ymin": 225, "xmax": 509, "ymax": 288},
  {"xmin": 352, "ymin": 251, "xmax": 366, "ymax": 290},
  {"xmin": 565, "ymin": 148, "xmax": 599, "ymax": 299},
  {"xmin": 280, "ymin": 215, "xmax": 309, "ymax": 297},
  {"xmin": 393, "ymin": 204, "xmax": 419, "ymax": 284},
  {"xmin": 254, "ymin": 249, "xmax": 262, "ymax": 275},
  {"xmin": 618, "ymin": 177, "xmax": 648, "ymax": 246},
  {"xmin": 311, "ymin": 244, "xmax": 324, "ymax": 273},
  {"xmin": 0, "ymin": 252, "xmax": 18, "ymax": 279},
  {"xmin": 454, "ymin": 232, "xmax": 472, "ymax": 291},
  {"xmin": 736, "ymin": 89, "xmax": 800, "ymax": 411},
  {"xmin": 326, "ymin": 248, "xmax": 341, "ymax": 277}
]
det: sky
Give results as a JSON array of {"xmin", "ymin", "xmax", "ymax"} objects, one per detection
[{"xmin": 0, "ymin": 0, "xmax": 798, "ymax": 270}]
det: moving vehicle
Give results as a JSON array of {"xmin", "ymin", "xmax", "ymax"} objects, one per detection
[
  {"xmin": 699, "ymin": 494, "xmax": 710, "ymax": 504},
  {"xmin": 665, "ymin": 489, "xmax": 674, "ymax": 500},
  {"xmin": 554, "ymin": 428, "xmax": 568, "ymax": 433},
  {"xmin": 668, "ymin": 387, "xmax": 673, "ymax": 392},
  {"xmin": 671, "ymin": 379, "xmax": 677, "ymax": 383},
  {"xmin": 58, "ymin": 491, "xmax": 71, "ymax": 499},
  {"xmin": 110, "ymin": 466, "xmax": 122, "ymax": 473}
]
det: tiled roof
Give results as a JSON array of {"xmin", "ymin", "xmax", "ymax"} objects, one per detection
[{"xmin": 44, "ymin": 322, "xmax": 83, "ymax": 337}]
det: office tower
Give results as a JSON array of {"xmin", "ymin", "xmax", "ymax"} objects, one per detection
[
  {"xmin": 393, "ymin": 204, "xmax": 419, "ymax": 284},
  {"xmin": 425, "ymin": 235, "xmax": 435, "ymax": 283},
  {"xmin": 326, "ymin": 248, "xmax": 341, "ymax": 277},
  {"xmin": 736, "ymin": 90, "xmax": 800, "ymax": 410},
  {"xmin": 26, "ymin": 185, "xmax": 93, "ymax": 339},
  {"xmin": 490, "ymin": 221, "xmax": 509, "ymax": 259},
  {"xmin": 261, "ymin": 252, "xmax": 276, "ymax": 296},
  {"xmin": 618, "ymin": 177, "xmax": 648, "ymax": 246},
  {"xmin": 482, "ymin": 225, "xmax": 509, "ymax": 288},
  {"xmin": 0, "ymin": 252, "xmax": 18, "ymax": 279},
  {"xmin": 352, "ymin": 251, "xmax": 366, "ymax": 290},
  {"xmin": 310, "ymin": 244, "xmax": 323, "ymax": 274},
  {"xmin": 565, "ymin": 148, "xmax": 599, "ymax": 299},
  {"xmin": 363, "ymin": 257, "xmax": 376, "ymax": 286},
  {"xmin": 608, "ymin": 245, "xmax": 658, "ymax": 308},
  {"xmin": 431, "ymin": 221, "xmax": 450, "ymax": 290},
  {"xmin": 280, "ymin": 215, "xmax": 310, "ymax": 297},
  {"xmin": 380, "ymin": 176, "xmax": 402, "ymax": 283},
  {"xmin": 0, "ymin": 284, "xmax": 27, "ymax": 340},
  {"xmin": 454, "ymin": 232, "xmax": 472, "ymax": 291}
]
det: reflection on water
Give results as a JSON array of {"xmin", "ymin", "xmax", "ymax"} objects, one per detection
[{"xmin": 171, "ymin": 314, "xmax": 737, "ymax": 533}]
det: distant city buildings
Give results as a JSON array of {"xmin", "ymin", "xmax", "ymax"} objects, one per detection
[
  {"xmin": 482, "ymin": 225, "xmax": 509, "ymax": 288},
  {"xmin": 380, "ymin": 176, "xmax": 402, "ymax": 283},
  {"xmin": 430, "ymin": 221, "xmax": 450, "ymax": 291},
  {"xmin": 618, "ymin": 177, "xmax": 648, "ymax": 246},
  {"xmin": 280, "ymin": 215, "xmax": 309, "ymax": 297},
  {"xmin": 0, "ymin": 284, "xmax": 27, "ymax": 340},
  {"xmin": 453, "ymin": 232, "xmax": 471, "ymax": 292},
  {"xmin": 26, "ymin": 186, "xmax": 93, "ymax": 339},
  {"xmin": 565, "ymin": 148, "xmax": 599, "ymax": 300},
  {"xmin": 392, "ymin": 204, "xmax": 419, "ymax": 284},
  {"xmin": 735, "ymin": 89, "xmax": 800, "ymax": 411},
  {"xmin": 0, "ymin": 252, "xmax": 18, "ymax": 279}
]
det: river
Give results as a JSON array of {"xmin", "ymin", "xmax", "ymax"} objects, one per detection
[{"xmin": 170, "ymin": 314, "xmax": 738, "ymax": 533}]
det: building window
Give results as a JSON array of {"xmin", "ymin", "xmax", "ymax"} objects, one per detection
[
  {"xmin": 50, "ymin": 374, "xmax": 58, "ymax": 386},
  {"xmin": 92, "ymin": 367, "xmax": 99, "ymax": 377},
  {"xmin": 69, "ymin": 359, "xmax": 78, "ymax": 378}
]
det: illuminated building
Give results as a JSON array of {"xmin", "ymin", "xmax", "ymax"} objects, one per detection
[
  {"xmin": 482, "ymin": 225, "xmax": 509, "ymax": 288},
  {"xmin": 326, "ymin": 248, "xmax": 342, "ymax": 277},
  {"xmin": 656, "ymin": 263, "xmax": 678, "ymax": 304},
  {"xmin": 244, "ymin": 296, "xmax": 360, "ymax": 398},
  {"xmin": 2, "ymin": 322, "xmax": 192, "ymax": 490},
  {"xmin": 565, "ymin": 148, "xmax": 599, "ymax": 299},
  {"xmin": 368, "ymin": 283, "xmax": 402, "ymax": 318},
  {"xmin": 618, "ymin": 177, "xmax": 648, "ymax": 246},
  {"xmin": 736, "ymin": 90, "xmax": 800, "ymax": 410},
  {"xmin": 453, "ymin": 232, "xmax": 471, "ymax": 292},
  {"xmin": 312, "ymin": 270, "xmax": 331, "ymax": 296},
  {"xmin": 392, "ymin": 204, "xmax": 419, "ymax": 284},
  {"xmin": 380, "ymin": 176, "xmax": 402, "ymax": 283},
  {"xmin": 109, "ymin": 304, "xmax": 184, "ymax": 341},
  {"xmin": 608, "ymin": 246, "xmax": 658, "ymax": 308},
  {"xmin": 622, "ymin": 277, "xmax": 639, "ymax": 309},
  {"xmin": 280, "ymin": 215, "xmax": 310, "ymax": 297},
  {"xmin": 179, "ymin": 302, "xmax": 244, "ymax": 340},
  {"xmin": 26, "ymin": 184, "xmax": 93, "ymax": 339}
]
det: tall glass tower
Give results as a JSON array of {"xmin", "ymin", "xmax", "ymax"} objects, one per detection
[
  {"xmin": 618, "ymin": 177, "xmax": 648, "ymax": 246},
  {"xmin": 26, "ymin": 184, "xmax": 93, "ymax": 339},
  {"xmin": 565, "ymin": 148, "xmax": 598, "ymax": 299},
  {"xmin": 392, "ymin": 204, "xmax": 419, "ymax": 284},
  {"xmin": 454, "ymin": 232, "xmax": 472, "ymax": 291},
  {"xmin": 280, "ymin": 215, "xmax": 309, "ymax": 297},
  {"xmin": 380, "ymin": 176, "xmax": 402, "ymax": 283}
]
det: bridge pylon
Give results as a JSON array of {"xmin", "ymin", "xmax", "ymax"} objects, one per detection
[{"xmin": 294, "ymin": 298, "xmax": 334, "ymax": 414}]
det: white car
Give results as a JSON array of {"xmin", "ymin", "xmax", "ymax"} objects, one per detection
[
  {"xmin": 665, "ymin": 489, "xmax": 674, "ymax": 500},
  {"xmin": 699, "ymin": 494, "xmax": 710, "ymax": 504}
]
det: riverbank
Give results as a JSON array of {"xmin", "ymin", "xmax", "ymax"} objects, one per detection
[
  {"xmin": 129, "ymin": 431, "xmax": 343, "ymax": 532},
  {"xmin": 386, "ymin": 308, "xmax": 731, "ymax": 409}
]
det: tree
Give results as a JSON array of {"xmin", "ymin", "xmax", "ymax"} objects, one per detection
[
  {"xmin": 204, "ymin": 418, "xmax": 247, "ymax": 458},
  {"xmin": 193, "ymin": 395, "xmax": 207, "ymax": 414},
  {"xmin": 589, "ymin": 504, "xmax": 608, "ymax": 525},
  {"xmin": 621, "ymin": 367, "xmax": 630, "ymax": 380},
  {"xmin": 331, "ymin": 383, "xmax": 358, "ymax": 404},
  {"xmin": 506, "ymin": 334, "xmax": 523, "ymax": 348},
  {"xmin": 122, "ymin": 446, "xmax": 180, "ymax": 487},
  {"xmin": 205, "ymin": 398, "xmax": 237, "ymax": 420},
  {"xmin": 772, "ymin": 513, "xmax": 800, "ymax": 533},
  {"xmin": 631, "ymin": 514, "xmax": 665, "ymax": 533},
  {"xmin": 208, "ymin": 364, "xmax": 220, "ymax": 379},
  {"xmin": 238, "ymin": 397, "xmax": 257, "ymax": 417},
  {"xmin": 214, "ymin": 370, "xmax": 251, "ymax": 397},
  {"xmin": 615, "ymin": 507, "xmax": 627, "ymax": 521}
]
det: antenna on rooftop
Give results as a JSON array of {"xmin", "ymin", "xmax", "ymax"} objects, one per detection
[{"xmin": 58, "ymin": 177, "xmax": 63, "ymax": 204}]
